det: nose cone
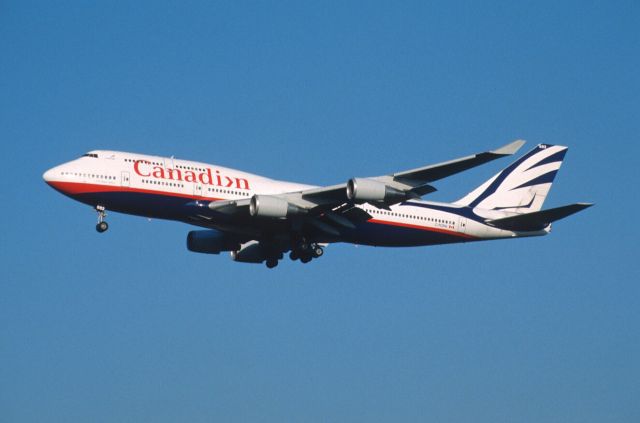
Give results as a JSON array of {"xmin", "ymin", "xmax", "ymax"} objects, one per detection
[
  {"xmin": 43, "ymin": 165, "xmax": 75, "ymax": 197},
  {"xmin": 43, "ymin": 165, "xmax": 65, "ymax": 187},
  {"xmin": 43, "ymin": 167, "xmax": 57, "ymax": 184}
]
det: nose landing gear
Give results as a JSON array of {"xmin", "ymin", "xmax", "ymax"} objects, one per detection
[{"xmin": 95, "ymin": 205, "xmax": 109, "ymax": 233}]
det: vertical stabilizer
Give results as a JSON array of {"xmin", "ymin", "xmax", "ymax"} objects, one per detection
[{"xmin": 454, "ymin": 144, "xmax": 568, "ymax": 213}]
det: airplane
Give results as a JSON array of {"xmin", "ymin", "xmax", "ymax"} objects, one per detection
[{"xmin": 43, "ymin": 140, "xmax": 592, "ymax": 268}]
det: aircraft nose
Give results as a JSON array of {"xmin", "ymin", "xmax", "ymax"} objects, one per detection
[
  {"xmin": 43, "ymin": 168, "xmax": 54, "ymax": 183},
  {"xmin": 43, "ymin": 166, "xmax": 60, "ymax": 184}
]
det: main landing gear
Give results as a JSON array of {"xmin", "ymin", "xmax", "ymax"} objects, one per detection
[
  {"xmin": 288, "ymin": 240, "xmax": 324, "ymax": 265},
  {"xmin": 265, "ymin": 251, "xmax": 284, "ymax": 269},
  {"xmin": 95, "ymin": 205, "xmax": 109, "ymax": 233},
  {"xmin": 262, "ymin": 239, "xmax": 325, "ymax": 269},
  {"xmin": 265, "ymin": 258, "xmax": 279, "ymax": 269}
]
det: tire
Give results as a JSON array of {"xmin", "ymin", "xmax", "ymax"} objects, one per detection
[
  {"xmin": 96, "ymin": 221, "xmax": 109, "ymax": 233},
  {"xmin": 266, "ymin": 259, "xmax": 278, "ymax": 269}
]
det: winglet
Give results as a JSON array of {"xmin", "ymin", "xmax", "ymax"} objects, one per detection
[{"xmin": 491, "ymin": 139, "xmax": 526, "ymax": 156}]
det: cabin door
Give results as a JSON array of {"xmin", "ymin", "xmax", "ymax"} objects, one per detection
[
  {"xmin": 193, "ymin": 182, "xmax": 203, "ymax": 198},
  {"xmin": 458, "ymin": 217, "xmax": 467, "ymax": 234},
  {"xmin": 121, "ymin": 171, "xmax": 130, "ymax": 187}
]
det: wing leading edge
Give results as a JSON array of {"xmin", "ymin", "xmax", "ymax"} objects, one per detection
[{"xmin": 294, "ymin": 139, "xmax": 525, "ymax": 208}]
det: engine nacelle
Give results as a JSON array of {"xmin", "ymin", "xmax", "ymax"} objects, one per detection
[
  {"xmin": 249, "ymin": 195, "xmax": 306, "ymax": 218},
  {"xmin": 186, "ymin": 230, "xmax": 241, "ymax": 254},
  {"xmin": 346, "ymin": 178, "xmax": 406, "ymax": 203},
  {"xmin": 230, "ymin": 241, "xmax": 266, "ymax": 263}
]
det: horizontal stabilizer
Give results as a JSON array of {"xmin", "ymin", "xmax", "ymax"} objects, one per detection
[{"xmin": 486, "ymin": 203, "xmax": 593, "ymax": 231}]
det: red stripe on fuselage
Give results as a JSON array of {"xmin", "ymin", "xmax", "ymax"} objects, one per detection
[
  {"xmin": 48, "ymin": 181, "xmax": 476, "ymax": 240},
  {"xmin": 368, "ymin": 218, "xmax": 476, "ymax": 239},
  {"xmin": 46, "ymin": 180, "xmax": 222, "ymax": 201}
]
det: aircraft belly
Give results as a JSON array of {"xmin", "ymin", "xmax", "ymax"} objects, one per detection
[
  {"xmin": 346, "ymin": 221, "xmax": 470, "ymax": 247},
  {"xmin": 69, "ymin": 188, "xmax": 479, "ymax": 248},
  {"xmin": 73, "ymin": 191, "xmax": 190, "ymax": 219},
  {"xmin": 70, "ymin": 190, "xmax": 286, "ymax": 234}
]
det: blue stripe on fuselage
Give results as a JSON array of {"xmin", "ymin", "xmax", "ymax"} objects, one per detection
[
  {"xmin": 402, "ymin": 201, "xmax": 486, "ymax": 223},
  {"xmin": 344, "ymin": 220, "xmax": 471, "ymax": 247},
  {"xmin": 69, "ymin": 190, "xmax": 479, "ymax": 246},
  {"xmin": 72, "ymin": 190, "xmax": 195, "ymax": 220}
]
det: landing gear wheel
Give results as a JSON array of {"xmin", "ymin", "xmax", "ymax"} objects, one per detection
[
  {"xmin": 95, "ymin": 205, "xmax": 108, "ymax": 233},
  {"xmin": 266, "ymin": 258, "xmax": 279, "ymax": 269},
  {"xmin": 312, "ymin": 246, "xmax": 324, "ymax": 258},
  {"xmin": 96, "ymin": 221, "xmax": 109, "ymax": 233},
  {"xmin": 300, "ymin": 255, "xmax": 312, "ymax": 264},
  {"xmin": 289, "ymin": 251, "xmax": 299, "ymax": 261}
]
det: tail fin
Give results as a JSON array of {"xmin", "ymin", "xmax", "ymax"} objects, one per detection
[{"xmin": 455, "ymin": 144, "xmax": 568, "ymax": 212}]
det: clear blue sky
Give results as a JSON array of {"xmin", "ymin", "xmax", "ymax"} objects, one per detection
[{"xmin": 1, "ymin": 1, "xmax": 638, "ymax": 421}]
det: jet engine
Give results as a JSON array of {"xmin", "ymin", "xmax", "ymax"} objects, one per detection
[
  {"xmin": 186, "ymin": 230, "xmax": 241, "ymax": 254},
  {"xmin": 230, "ymin": 241, "xmax": 266, "ymax": 263},
  {"xmin": 346, "ymin": 178, "xmax": 406, "ymax": 203},
  {"xmin": 249, "ymin": 195, "xmax": 306, "ymax": 218}
]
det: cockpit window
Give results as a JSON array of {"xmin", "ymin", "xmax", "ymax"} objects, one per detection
[{"xmin": 82, "ymin": 153, "xmax": 98, "ymax": 158}]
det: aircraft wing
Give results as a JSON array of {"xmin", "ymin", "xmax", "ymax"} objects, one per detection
[
  {"xmin": 198, "ymin": 140, "xmax": 526, "ymax": 237},
  {"xmin": 287, "ymin": 139, "xmax": 525, "ymax": 209},
  {"xmin": 382, "ymin": 139, "xmax": 525, "ymax": 184}
]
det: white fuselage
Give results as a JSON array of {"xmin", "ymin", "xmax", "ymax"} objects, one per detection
[{"xmin": 43, "ymin": 150, "xmax": 548, "ymax": 248}]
